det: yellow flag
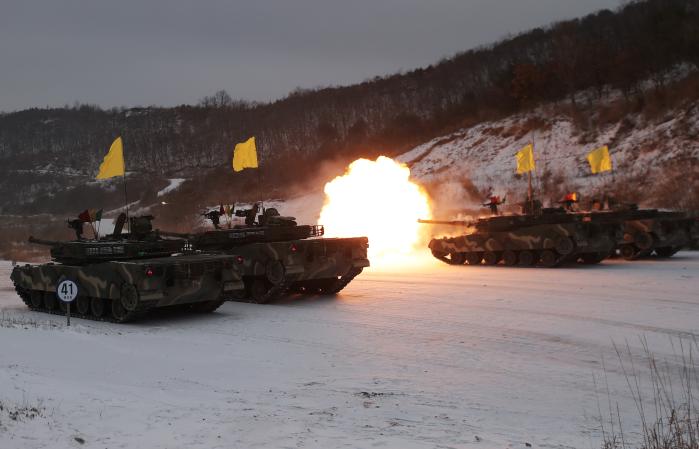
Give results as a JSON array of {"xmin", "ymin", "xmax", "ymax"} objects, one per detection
[
  {"xmin": 232, "ymin": 137, "xmax": 258, "ymax": 172},
  {"xmin": 586, "ymin": 145, "xmax": 612, "ymax": 174},
  {"xmin": 96, "ymin": 137, "xmax": 125, "ymax": 179},
  {"xmin": 515, "ymin": 144, "xmax": 536, "ymax": 174}
]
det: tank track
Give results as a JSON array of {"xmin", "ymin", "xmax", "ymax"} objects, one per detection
[
  {"xmin": 13, "ymin": 283, "xmax": 223, "ymax": 323},
  {"xmin": 14, "ymin": 284, "xmax": 148, "ymax": 323},
  {"xmin": 432, "ymin": 250, "xmax": 607, "ymax": 268},
  {"xmin": 240, "ymin": 275, "xmax": 296, "ymax": 304},
  {"xmin": 243, "ymin": 267, "xmax": 364, "ymax": 303},
  {"xmin": 321, "ymin": 267, "xmax": 364, "ymax": 294},
  {"xmin": 189, "ymin": 299, "xmax": 226, "ymax": 313},
  {"xmin": 289, "ymin": 267, "xmax": 364, "ymax": 295}
]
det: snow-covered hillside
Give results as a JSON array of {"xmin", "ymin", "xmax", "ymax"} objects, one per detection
[{"xmin": 400, "ymin": 103, "xmax": 699, "ymax": 213}]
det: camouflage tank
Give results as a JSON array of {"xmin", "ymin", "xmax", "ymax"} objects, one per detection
[
  {"xmin": 580, "ymin": 206, "xmax": 699, "ymax": 259},
  {"xmin": 420, "ymin": 202, "xmax": 622, "ymax": 267},
  {"xmin": 11, "ymin": 214, "xmax": 245, "ymax": 322},
  {"xmin": 166, "ymin": 204, "xmax": 370, "ymax": 303}
]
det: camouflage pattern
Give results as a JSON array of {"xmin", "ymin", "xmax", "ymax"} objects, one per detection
[
  {"xmin": 422, "ymin": 210, "xmax": 621, "ymax": 267},
  {"xmin": 229, "ymin": 237, "xmax": 370, "ymax": 302},
  {"xmin": 180, "ymin": 206, "xmax": 370, "ymax": 303},
  {"xmin": 584, "ymin": 209, "xmax": 699, "ymax": 259},
  {"xmin": 11, "ymin": 214, "xmax": 247, "ymax": 322},
  {"xmin": 11, "ymin": 253, "xmax": 245, "ymax": 322}
]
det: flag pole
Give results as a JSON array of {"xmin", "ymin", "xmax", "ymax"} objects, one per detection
[
  {"xmin": 527, "ymin": 136, "xmax": 536, "ymax": 213},
  {"xmin": 528, "ymin": 170, "xmax": 533, "ymax": 212},
  {"xmin": 122, "ymin": 140, "xmax": 129, "ymax": 236},
  {"xmin": 123, "ymin": 174, "xmax": 129, "ymax": 235},
  {"xmin": 89, "ymin": 219, "xmax": 98, "ymax": 240}
]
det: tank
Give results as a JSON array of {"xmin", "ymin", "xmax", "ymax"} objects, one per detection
[
  {"xmin": 168, "ymin": 205, "xmax": 370, "ymax": 303},
  {"xmin": 11, "ymin": 214, "xmax": 245, "ymax": 322},
  {"xmin": 579, "ymin": 206, "xmax": 699, "ymax": 259},
  {"xmin": 420, "ymin": 204, "xmax": 622, "ymax": 267}
]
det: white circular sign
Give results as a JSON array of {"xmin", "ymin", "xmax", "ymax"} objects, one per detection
[{"xmin": 56, "ymin": 280, "xmax": 78, "ymax": 303}]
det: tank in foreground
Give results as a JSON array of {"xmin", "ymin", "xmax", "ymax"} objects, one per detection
[{"xmin": 11, "ymin": 214, "xmax": 245, "ymax": 322}]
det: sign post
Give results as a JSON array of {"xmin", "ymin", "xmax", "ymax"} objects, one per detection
[{"xmin": 56, "ymin": 279, "xmax": 78, "ymax": 326}]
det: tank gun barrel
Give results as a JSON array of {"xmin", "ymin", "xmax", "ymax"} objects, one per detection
[
  {"xmin": 28, "ymin": 236, "xmax": 61, "ymax": 246},
  {"xmin": 418, "ymin": 219, "xmax": 473, "ymax": 226}
]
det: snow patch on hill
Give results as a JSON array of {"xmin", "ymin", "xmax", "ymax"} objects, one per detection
[
  {"xmin": 157, "ymin": 178, "xmax": 186, "ymax": 197},
  {"xmin": 399, "ymin": 105, "xmax": 699, "ymax": 212}
]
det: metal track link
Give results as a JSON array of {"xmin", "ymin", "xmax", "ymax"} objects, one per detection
[
  {"xmin": 322, "ymin": 267, "xmax": 364, "ymax": 294},
  {"xmin": 14, "ymin": 284, "xmax": 151, "ymax": 323}
]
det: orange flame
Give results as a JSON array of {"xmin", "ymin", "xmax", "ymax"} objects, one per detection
[{"xmin": 319, "ymin": 156, "xmax": 432, "ymax": 266}]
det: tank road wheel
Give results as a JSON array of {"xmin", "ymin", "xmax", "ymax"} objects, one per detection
[
  {"xmin": 634, "ymin": 232, "xmax": 654, "ymax": 251},
  {"xmin": 518, "ymin": 250, "xmax": 535, "ymax": 267},
  {"xmin": 502, "ymin": 250, "xmax": 517, "ymax": 266},
  {"xmin": 265, "ymin": 260, "xmax": 286, "ymax": 286},
  {"xmin": 76, "ymin": 295, "xmax": 91, "ymax": 315},
  {"xmin": 465, "ymin": 252, "xmax": 482, "ymax": 266},
  {"xmin": 249, "ymin": 279, "xmax": 273, "ymax": 304},
  {"xmin": 482, "ymin": 251, "xmax": 500, "ymax": 266},
  {"xmin": 555, "ymin": 237, "xmax": 575, "ymax": 256},
  {"xmin": 111, "ymin": 299, "xmax": 130, "ymax": 322},
  {"xmin": 539, "ymin": 250, "xmax": 559, "ymax": 268},
  {"xmin": 620, "ymin": 244, "xmax": 639, "ymax": 260},
  {"xmin": 120, "ymin": 284, "xmax": 139, "ymax": 312},
  {"xmin": 44, "ymin": 293, "xmax": 58, "ymax": 311},
  {"xmin": 30, "ymin": 290, "xmax": 44, "ymax": 309},
  {"xmin": 90, "ymin": 297, "xmax": 107, "ymax": 319},
  {"xmin": 447, "ymin": 253, "xmax": 465, "ymax": 265}
]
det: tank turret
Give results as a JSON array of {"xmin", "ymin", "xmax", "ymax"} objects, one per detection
[
  {"xmin": 29, "ymin": 214, "xmax": 186, "ymax": 265},
  {"xmin": 183, "ymin": 204, "xmax": 323, "ymax": 251}
]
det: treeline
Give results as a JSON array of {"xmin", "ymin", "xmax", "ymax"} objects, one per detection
[{"xmin": 0, "ymin": 0, "xmax": 697, "ymax": 214}]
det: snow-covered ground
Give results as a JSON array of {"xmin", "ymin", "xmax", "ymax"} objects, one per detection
[{"xmin": 1, "ymin": 254, "xmax": 698, "ymax": 449}]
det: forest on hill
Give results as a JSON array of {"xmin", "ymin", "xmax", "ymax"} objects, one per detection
[{"xmin": 0, "ymin": 0, "xmax": 698, "ymax": 220}]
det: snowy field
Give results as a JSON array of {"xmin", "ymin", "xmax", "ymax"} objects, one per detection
[{"xmin": 1, "ymin": 253, "xmax": 698, "ymax": 449}]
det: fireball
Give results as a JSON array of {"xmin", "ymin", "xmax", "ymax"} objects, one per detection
[{"xmin": 318, "ymin": 156, "xmax": 432, "ymax": 266}]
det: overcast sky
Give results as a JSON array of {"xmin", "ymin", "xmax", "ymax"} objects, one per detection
[{"xmin": 0, "ymin": 0, "xmax": 620, "ymax": 112}]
